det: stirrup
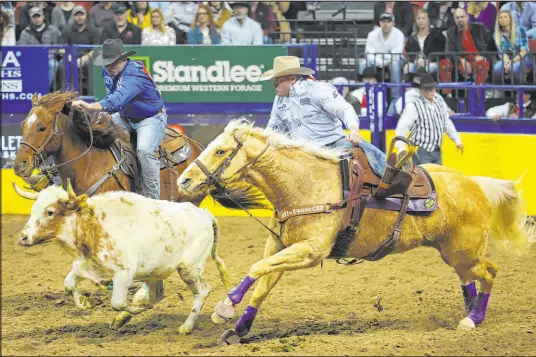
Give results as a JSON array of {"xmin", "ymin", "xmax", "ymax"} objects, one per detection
[{"xmin": 374, "ymin": 137, "xmax": 418, "ymax": 198}]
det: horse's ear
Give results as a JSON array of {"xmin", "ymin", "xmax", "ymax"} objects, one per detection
[{"xmin": 31, "ymin": 93, "xmax": 39, "ymax": 107}]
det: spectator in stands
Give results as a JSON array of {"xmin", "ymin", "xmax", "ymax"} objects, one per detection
[
  {"xmin": 404, "ymin": 8, "xmax": 446, "ymax": 74},
  {"xmin": 395, "ymin": 74, "xmax": 463, "ymax": 165},
  {"xmin": 493, "ymin": 9, "xmax": 532, "ymax": 81},
  {"xmin": 19, "ymin": 2, "xmax": 66, "ymax": 32},
  {"xmin": 249, "ymin": 1, "xmax": 276, "ymax": 44},
  {"xmin": 426, "ymin": 1, "xmax": 455, "ymax": 33},
  {"xmin": 165, "ymin": 1, "xmax": 198, "ymax": 44},
  {"xmin": 127, "ymin": 1, "xmax": 152, "ymax": 30},
  {"xmin": 351, "ymin": 67, "xmax": 384, "ymax": 118},
  {"xmin": 364, "ymin": 13, "xmax": 405, "ymax": 103},
  {"xmin": 486, "ymin": 90, "xmax": 536, "ymax": 119},
  {"xmin": 267, "ymin": 1, "xmax": 292, "ymax": 44},
  {"xmin": 142, "ymin": 8, "xmax": 176, "ymax": 45},
  {"xmin": 440, "ymin": 8, "xmax": 494, "ymax": 95},
  {"xmin": 100, "ymin": 3, "xmax": 141, "ymax": 45},
  {"xmin": 88, "ymin": 2, "xmax": 115, "ymax": 29},
  {"xmin": 58, "ymin": 2, "xmax": 76, "ymax": 27},
  {"xmin": 19, "ymin": 6, "xmax": 62, "ymax": 89},
  {"xmin": 374, "ymin": 1, "xmax": 415, "ymax": 37},
  {"xmin": 500, "ymin": 1, "xmax": 536, "ymax": 40},
  {"xmin": 1, "ymin": 10, "xmax": 16, "ymax": 46},
  {"xmin": 59, "ymin": 5, "xmax": 99, "ymax": 95},
  {"xmin": 149, "ymin": 2, "xmax": 168, "ymax": 13},
  {"xmin": 221, "ymin": 2, "xmax": 263, "ymax": 45},
  {"xmin": 331, "ymin": 77, "xmax": 361, "ymax": 113},
  {"xmin": 208, "ymin": 2, "xmax": 232, "ymax": 31},
  {"xmin": 466, "ymin": 1, "xmax": 497, "ymax": 31},
  {"xmin": 188, "ymin": 4, "xmax": 220, "ymax": 45},
  {"xmin": 395, "ymin": 67, "xmax": 428, "ymax": 114}
]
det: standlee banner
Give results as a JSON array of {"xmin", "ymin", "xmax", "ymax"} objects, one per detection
[
  {"xmin": 92, "ymin": 45, "xmax": 288, "ymax": 103},
  {"xmin": 1, "ymin": 46, "xmax": 50, "ymax": 113}
]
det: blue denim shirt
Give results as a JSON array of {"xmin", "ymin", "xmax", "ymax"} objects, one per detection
[
  {"xmin": 99, "ymin": 59, "xmax": 165, "ymax": 120},
  {"xmin": 267, "ymin": 78, "xmax": 360, "ymax": 146}
]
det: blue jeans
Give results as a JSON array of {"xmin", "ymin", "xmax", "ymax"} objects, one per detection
[
  {"xmin": 365, "ymin": 59, "xmax": 403, "ymax": 99},
  {"xmin": 112, "ymin": 111, "xmax": 167, "ymax": 199},
  {"xmin": 328, "ymin": 137, "xmax": 387, "ymax": 176},
  {"xmin": 493, "ymin": 57, "xmax": 533, "ymax": 79},
  {"xmin": 407, "ymin": 61, "xmax": 438, "ymax": 73},
  {"xmin": 48, "ymin": 57, "xmax": 58, "ymax": 86}
]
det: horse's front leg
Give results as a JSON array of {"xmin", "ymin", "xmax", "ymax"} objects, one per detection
[{"xmin": 216, "ymin": 238, "xmax": 328, "ymax": 344}]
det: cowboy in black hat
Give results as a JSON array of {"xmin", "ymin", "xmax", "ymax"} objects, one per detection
[
  {"xmin": 72, "ymin": 38, "xmax": 167, "ymax": 201},
  {"xmin": 394, "ymin": 74, "xmax": 464, "ymax": 165}
]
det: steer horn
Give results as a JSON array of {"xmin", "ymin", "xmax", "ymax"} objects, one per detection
[{"xmin": 12, "ymin": 182, "xmax": 39, "ymax": 200}]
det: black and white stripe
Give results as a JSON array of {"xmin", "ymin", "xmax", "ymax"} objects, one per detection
[{"xmin": 409, "ymin": 96, "xmax": 448, "ymax": 152}]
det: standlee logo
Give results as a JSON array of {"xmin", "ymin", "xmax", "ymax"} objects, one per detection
[{"xmin": 152, "ymin": 60, "xmax": 264, "ymax": 83}]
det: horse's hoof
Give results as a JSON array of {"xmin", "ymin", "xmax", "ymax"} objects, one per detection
[
  {"xmin": 218, "ymin": 329, "xmax": 241, "ymax": 345},
  {"xmin": 211, "ymin": 311, "xmax": 231, "ymax": 324},
  {"xmin": 214, "ymin": 300, "xmax": 235, "ymax": 320},
  {"xmin": 110, "ymin": 311, "xmax": 132, "ymax": 329},
  {"xmin": 457, "ymin": 317, "xmax": 476, "ymax": 331}
]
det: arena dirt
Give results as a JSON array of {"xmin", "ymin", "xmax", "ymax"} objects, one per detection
[{"xmin": 2, "ymin": 215, "xmax": 535, "ymax": 356}]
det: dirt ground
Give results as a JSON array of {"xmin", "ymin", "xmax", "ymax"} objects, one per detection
[{"xmin": 2, "ymin": 214, "xmax": 535, "ymax": 356}]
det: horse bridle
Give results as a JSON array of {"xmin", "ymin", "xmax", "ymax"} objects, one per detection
[
  {"xmin": 193, "ymin": 130, "xmax": 279, "ymax": 239},
  {"xmin": 194, "ymin": 130, "xmax": 269, "ymax": 193},
  {"xmin": 20, "ymin": 106, "xmax": 94, "ymax": 176}
]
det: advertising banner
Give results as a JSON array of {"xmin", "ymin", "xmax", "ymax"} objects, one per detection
[
  {"xmin": 1, "ymin": 123, "xmax": 23, "ymax": 168},
  {"xmin": 1, "ymin": 46, "xmax": 50, "ymax": 113},
  {"xmin": 92, "ymin": 45, "xmax": 288, "ymax": 103}
]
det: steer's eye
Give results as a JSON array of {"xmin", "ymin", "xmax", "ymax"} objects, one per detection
[
  {"xmin": 46, "ymin": 209, "xmax": 54, "ymax": 216},
  {"xmin": 215, "ymin": 149, "xmax": 226, "ymax": 156},
  {"xmin": 38, "ymin": 126, "xmax": 46, "ymax": 132}
]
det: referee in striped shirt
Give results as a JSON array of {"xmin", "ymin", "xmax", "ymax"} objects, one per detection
[{"xmin": 395, "ymin": 74, "xmax": 464, "ymax": 165}]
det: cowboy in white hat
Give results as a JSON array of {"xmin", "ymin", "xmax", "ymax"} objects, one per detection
[{"xmin": 261, "ymin": 56, "xmax": 387, "ymax": 176}]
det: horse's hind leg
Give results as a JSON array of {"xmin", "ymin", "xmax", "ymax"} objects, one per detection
[
  {"xmin": 176, "ymin": 263, "xmax": 212, "ymax": 335},
  {"xmin": 456, "ymin": 258, "xmax": 498, "ymax": 331}
]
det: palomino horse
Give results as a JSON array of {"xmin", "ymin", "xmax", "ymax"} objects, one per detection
[
  {"xmin": 13, "ymin": 91, "xmax": 205, "ymax": 303},
  {"xmin": 177, "ymin": 120, "xmax": 534, "ymax": 344},
  {"xmin": 13, "ymin": 91, "xmax": 204, "ymax": 203}
]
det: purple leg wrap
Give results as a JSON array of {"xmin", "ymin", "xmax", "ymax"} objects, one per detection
[
  {"xmin": 468, "ymin": 292, "xmax": 490, "ymax": 325},
  {"xmin": 461, "ymin": 282, "xmax": 477, "ymax": 313},
  {"xmin": 228, "ymin": 275, "xmax": 256, "ymax": 305},
  {"xmin": 235, "ymin": 305, "xmax": 258, "ymax": 337}
]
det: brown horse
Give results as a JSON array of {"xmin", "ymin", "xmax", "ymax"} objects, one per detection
[{"xmin": 13, "ymin": 91, "xmax": 204, "ymax": 204}]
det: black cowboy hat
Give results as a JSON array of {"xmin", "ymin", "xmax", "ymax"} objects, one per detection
[
  {"xmin": 419, "ymin": 74, "xmax": 437, "ymax": 89},
  {"xmin": 229, "ymin": 2, "xmax": 250, "ymax": 9},
  {"xmin": 360, "ymin": 66, "xmax": 379, "ymax": 81},
  {"xmin": 93, "ymin": 39, "xmax": 136, "ymax": 66}
]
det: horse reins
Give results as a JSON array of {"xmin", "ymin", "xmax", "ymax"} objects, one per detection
[{"xmin": 193, "ymin": 130, "xmax": 280, "ymax": 240}]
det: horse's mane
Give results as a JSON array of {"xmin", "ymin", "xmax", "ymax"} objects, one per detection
[
  {"xmin": 69, "ymin": 109, "xmax": 120, "ymax": 149},
  {"xmin": 39, "ymin": 91, "xmax": 121, "ymax": 149},
  {"xmin": 225, "ymin": 118, "xmax": 346, "ymax": 163}
]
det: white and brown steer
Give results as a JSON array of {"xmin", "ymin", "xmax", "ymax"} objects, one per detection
[{"xmin": 13, "ymin": 180, "xmax": 233, "ymax": 334}]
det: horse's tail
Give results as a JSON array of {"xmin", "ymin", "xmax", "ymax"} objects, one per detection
[
  {"xmin": 211, "ymin": 217, "xmax": 234, "ymax": 292},
  {"xmin": 470, "ymin": 176, "xmax": 535, "ymax": 251}
]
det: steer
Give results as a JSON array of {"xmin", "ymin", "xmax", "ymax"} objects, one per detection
[{"xmin": 13, "ymin": 179, "xmax": 234, "ymax": 334}]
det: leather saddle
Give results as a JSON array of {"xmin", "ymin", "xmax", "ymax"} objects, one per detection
[{"xmin": 110, "ymin": 125, "xmax": 192, "ymax": 180}]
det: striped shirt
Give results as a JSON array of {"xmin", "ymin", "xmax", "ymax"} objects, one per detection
[{"xmin": 395, "ymin": 93, "xmax": 462, "ymax": 152}]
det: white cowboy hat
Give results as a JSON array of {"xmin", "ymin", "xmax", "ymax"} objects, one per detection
[{"xmin": 259, "ymin": 56, "xmax": 315, "ymax": 81}]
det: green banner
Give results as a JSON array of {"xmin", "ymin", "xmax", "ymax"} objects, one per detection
[{"xmin": 92, "ymin": 45, "xmax": 288, "ymax": 103}]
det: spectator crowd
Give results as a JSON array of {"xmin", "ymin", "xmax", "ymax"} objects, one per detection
[{"xmin": 1, "ymin": 1, "xmax": 535, "ymax": 118}]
